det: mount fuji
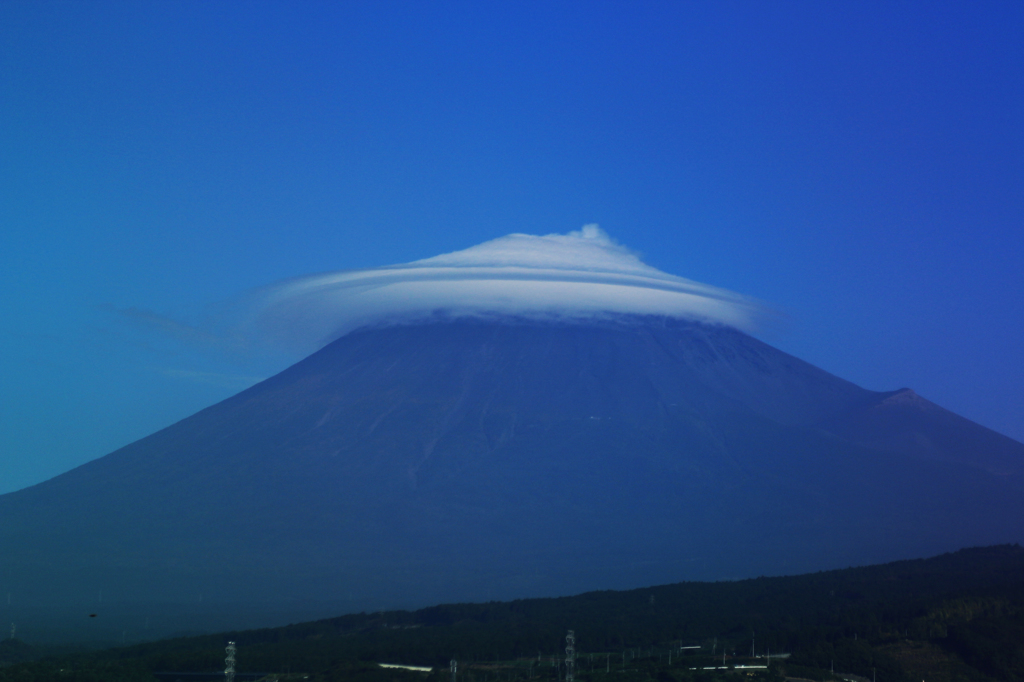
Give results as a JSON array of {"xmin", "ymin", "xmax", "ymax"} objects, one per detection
[{"xmin": 2, "ymin": 229, "xmax": 1021, "ymax": 640}]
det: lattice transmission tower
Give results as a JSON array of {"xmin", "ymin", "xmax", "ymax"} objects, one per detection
[
  {"xmin": 565, "ymin": 630, "xmax": 576, "ymax": 682},
  {"xmin": 225, "ymin": 641, "xmax": 236, "ymax": 682}
]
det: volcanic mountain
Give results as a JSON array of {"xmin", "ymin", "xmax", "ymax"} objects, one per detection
[{"xmin": 2, "ymin": 316, "xmax": 1023, "ymax": 639}]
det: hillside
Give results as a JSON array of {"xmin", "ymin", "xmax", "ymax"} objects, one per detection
[{"xmin": 3, "ymin": 546, "xmax": 1022, "ymax": 682}]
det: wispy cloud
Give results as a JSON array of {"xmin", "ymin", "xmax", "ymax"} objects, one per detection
[
  {"xmin": 158, "ymin": 367, "xmax": 265, "ymax": 390},
  {"xmin": 101, "ymin": 305, "xmax": 222, "ymax": 346},
  {"xmin": 100, "ymin": 227, "xmax": 769, "ymax": 360}
]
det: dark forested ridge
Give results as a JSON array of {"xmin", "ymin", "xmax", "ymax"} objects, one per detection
[{"xmin": 2, "ymin": 546, "xmax": 1022, "ymax": 682}]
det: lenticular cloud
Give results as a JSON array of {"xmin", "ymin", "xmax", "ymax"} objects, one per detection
[{"xmin": 239, "ymin": 225, "xmax": 766, "ymax": 353}]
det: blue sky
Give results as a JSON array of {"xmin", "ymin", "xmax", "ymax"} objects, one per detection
[{"xmin": 1, "ymin": 1, "xmax": 1021, "ymax": 494}]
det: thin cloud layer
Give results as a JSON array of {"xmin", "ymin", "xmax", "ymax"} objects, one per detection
[{"xmin": 235, "ymin": 225, "xmax": 767, "ymax": 353}]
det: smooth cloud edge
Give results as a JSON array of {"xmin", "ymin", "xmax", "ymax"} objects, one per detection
[{"xmin": 117, "ymin": 226, "xmax": 776, "ymax": 359}]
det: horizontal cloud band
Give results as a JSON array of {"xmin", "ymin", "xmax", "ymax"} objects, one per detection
[{"xmin": 235, "ymin": 226, "xmax": 767, "ymax": 353}]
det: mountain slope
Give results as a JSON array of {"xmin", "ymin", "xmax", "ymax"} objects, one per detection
[
  {"xmin": 820, "ymin": 387, "xmax": 1024, "ymax": 479},
  {"xmin": 0, "ymin": 316, "xmax": 1021, "ymax": 640}
]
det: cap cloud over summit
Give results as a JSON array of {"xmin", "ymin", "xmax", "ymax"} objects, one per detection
[{"xmin": 236, "ymin": 225, "xmax": 767, "ymax": 352}]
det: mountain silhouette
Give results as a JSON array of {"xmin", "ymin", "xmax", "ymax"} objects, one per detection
[{"xmin": 1, "ymin": 316, "xmax": 1021, "ymax": 639}]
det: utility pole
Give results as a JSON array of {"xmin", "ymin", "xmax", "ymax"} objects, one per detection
[{"xmin": 225, "ymin": 641, "xmax": 236, "ymax": 682}]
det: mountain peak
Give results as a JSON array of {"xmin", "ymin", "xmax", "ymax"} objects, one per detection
[{"xmin": 880, "ymin": 388, "xmax": 931, "ymax": 409}]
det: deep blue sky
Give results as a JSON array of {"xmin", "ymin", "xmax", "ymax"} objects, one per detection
[{"xmin": 1, "ymin": 1, "xmax": 1021, "ymax": 494}]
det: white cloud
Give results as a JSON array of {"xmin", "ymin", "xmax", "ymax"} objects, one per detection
[{"xmin": 232, "ymin": 226, "xmax": 767, "ymax": 353}]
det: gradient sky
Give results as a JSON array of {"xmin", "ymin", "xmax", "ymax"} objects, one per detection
[{"xmin": 1, "ymin": 1, "xmax": 1021, "ymax": 495}]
